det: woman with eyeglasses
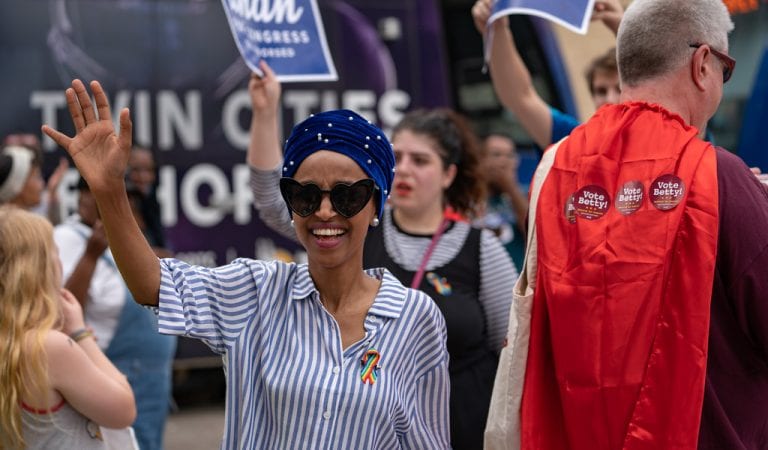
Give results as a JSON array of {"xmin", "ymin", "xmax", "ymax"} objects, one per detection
[
  {"xmin": 41, "ymin": 78, "xmax": 450, "ymax": 450},
  {"xmin": 250, "ymin": 62, "xmax": 518, "ymax": 450}
]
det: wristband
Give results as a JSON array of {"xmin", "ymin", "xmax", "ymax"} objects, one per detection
[{"xmin": 69, "ymin": 328, "xmax": 94, "ymax": 343}]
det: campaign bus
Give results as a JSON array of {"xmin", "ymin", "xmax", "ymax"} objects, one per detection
[{"xmin": 0, "ymin": 0, "xmax": 577, "ymax": 267}]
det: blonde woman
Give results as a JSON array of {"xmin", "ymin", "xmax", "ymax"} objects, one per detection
[{"xmin": 0, "ymin": 206, "xmax": 135, "ymax": 449}]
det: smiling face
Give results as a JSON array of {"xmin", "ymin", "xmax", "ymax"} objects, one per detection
[
  {"xmin": 291, "ymin": 150, "xmax": 376, "ymax": 272},
  {"xmin": 389, "ymin": 129, "xmax": 456, "ymax": 217}
]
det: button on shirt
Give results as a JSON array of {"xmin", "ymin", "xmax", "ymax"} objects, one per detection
[{"xmin": 157, "ymin": 259, "xmax": 450, "ymax": 450}]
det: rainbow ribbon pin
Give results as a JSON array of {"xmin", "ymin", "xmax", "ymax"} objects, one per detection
[
  {"xmin": 426, "ymin": 272, "xmax": 452, "ymax": 296},
  {"xmin": 360, "ymin": 349, "xmax": 381, "ymax": 386}
]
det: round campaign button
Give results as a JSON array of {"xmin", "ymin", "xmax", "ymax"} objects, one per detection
[
  {"xmin": 649, "ymin": 174, "xmax": 685, "ymax": 211},
  {"xmin": 573, "ymin": 185, "xmax": 610, "ymax": 220},
  {"xmin": 564, "ymin": 194, "xmax": 576, "ymax": 224},
  {"xmin": 615, "ymin": 180, "xmax": 644, "ymax": 215}
]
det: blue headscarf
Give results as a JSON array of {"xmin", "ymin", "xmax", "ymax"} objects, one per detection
[{"xmin": 282, "ymin": 110, "xmax": 395, "ymax": 220}]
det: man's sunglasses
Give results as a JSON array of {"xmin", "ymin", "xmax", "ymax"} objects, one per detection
[
  {"xmin": 689, "ymin": 43, "xmax": 735, "ymax": 83},
  {"xmin": 279, "ymin": 178, "xmax": 376, "ymax": 218}
]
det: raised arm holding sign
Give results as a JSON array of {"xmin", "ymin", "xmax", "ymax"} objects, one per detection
[{"xmin": 473, "ymin": 0, "xmax": 622, "ymax": 149}]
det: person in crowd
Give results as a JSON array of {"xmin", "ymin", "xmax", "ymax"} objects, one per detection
[
  {"xmin": 42, "ymin": 77, "xmax": 450, "ymax": 449},
  {"xmin": 53, "ymin": 177, "xmax": 176, "ymax": 450},
  {"xmin": 0, "ymin": 205, "xmax": 135, "ymax": 449},
  {"xmin": 474, "ymin": 132, "xmax": 528, "ymax": 268},
  {"xmin": 248, "ymin": 61, "xmax": 516, "ymax": 450},
  {"xmin": 472, "ymin": 0, "xmax": 624, "ymax": 149},
  {"xmin": 494, "ymin": 0, "xmax": 768, "ymax": 448},
  {"xmin": 3, "ymin": 134, "xmax": 69, "ymax": 224},
  {"xmin": 0, "ymin": 145, "xmax": 44, "ymax": 210},
  {"xmin": 127, "ymin": 146, "xmax": 166, "ymax": 249}
]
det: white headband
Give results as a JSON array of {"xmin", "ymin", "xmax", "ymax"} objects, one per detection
[{"xmin": 0, "ymin": 146, "xmax": 34, "ymax": 203}]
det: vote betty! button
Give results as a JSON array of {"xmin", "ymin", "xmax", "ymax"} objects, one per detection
[
  {"xmin": 615, "ymin": 180, "xmax": 644, "ymax": 215},
  {"xmin": 650, "ymin": 174, "xmax": 685, "ymax": 211},
  {"xmin": 573, "ymin": 185, "xmax": 610, "ymax": 220}
]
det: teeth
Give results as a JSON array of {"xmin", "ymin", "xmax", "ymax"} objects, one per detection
[{"xmin": 313, "ymin": 229, "xmax": 345, "ymax": 237}]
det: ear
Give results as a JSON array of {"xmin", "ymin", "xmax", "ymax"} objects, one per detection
[
  {"xmin": 442, "ymin": 163, "xmax": 458, "ymax": 190},
  {"xmin": 690, "ymin": 45, "xmax": 712, "ymax": 92}
]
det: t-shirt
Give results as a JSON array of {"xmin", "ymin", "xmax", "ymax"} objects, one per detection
[
  {"xmin": 53, "ymin": 216, "xmax": 125, "ymax": 350},
  {"xmin": 698, "ymin": 148, "xmax": 768, "ymax": 449},
  {"xmin": 549, "ymin": 106, "xmax": 580, "ymax": 145}
]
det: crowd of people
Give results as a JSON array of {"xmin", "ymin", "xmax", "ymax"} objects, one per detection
[{"xmin": 1, "ymin": 0, "xmax": 766, "ymax": 448}]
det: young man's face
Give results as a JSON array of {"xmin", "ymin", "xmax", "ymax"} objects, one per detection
[{"xmin": 591, "ymin": 69, "xmax": 621, "ymax": 108}]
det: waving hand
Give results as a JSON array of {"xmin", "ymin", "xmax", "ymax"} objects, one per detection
[
  {"xmin": 41, "ymin": 79, "xmax": 160, "ymax": 306},
  {"xmin": 42, "ymin": 79, "xmax": 132, "ymax": 194}
]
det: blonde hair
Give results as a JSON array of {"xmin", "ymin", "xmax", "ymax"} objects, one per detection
[{"xmin": 0, "ymin": 206, "xmax": 61, "ymax": 449}]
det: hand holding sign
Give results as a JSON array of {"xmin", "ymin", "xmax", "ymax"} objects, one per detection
[
  {"xmin": 249, "ymin": 61, "xmax": 282, "ymax": 119},
  {"xmin": 591, "ymin": 0, "xmax": 624, "ymax": 34},
  {"xmin": 488, "ymin": 0, "xmax": 597, "ymax": 35},
  {"xmin": 472, "ymin": 0, "xmax": 505, "ymax": 36},
  {"xmin": 221, "ymin": 0, "xmax": 337, "ymax": 82}
]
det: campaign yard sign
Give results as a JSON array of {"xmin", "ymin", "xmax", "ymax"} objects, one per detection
[
  {"xmin": 221, "ymin": 0, "xmax": 338, "ymax": 82},
  {"xmin": 489, "ymin": 0, "xmax": 596, "ymax": 35}
]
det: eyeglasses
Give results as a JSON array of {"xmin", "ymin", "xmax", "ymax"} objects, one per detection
[
  {"xmin": 279, "ymin": 178, "xmax": 376, "ymax": 218},
  {"xmin": 689, "ymin": 43, "xmax": 735, "ymax": 83}
]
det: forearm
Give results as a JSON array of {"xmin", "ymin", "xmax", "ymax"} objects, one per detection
[
  {"xmin": 248, "ymin": 113, "xmax": 282, "ymax": 169},
  {"xmin": 479, "ymin": 232, "xmax": 517, "ymax": 350},
  {"xmin": 250, "ymin": 166, "xmax": 299, "ymax": 241},
  {"xmin": 64, "ymin": 253, "xmax": 99, "ymax": 308},
  {"xmin": 488, "ymin": 21, "xmax": 553, "ymax": 148},
  {"xmin": 92, "ymin": 186, "xmax": 161, "ymax": 305},
  {"xmin": 46, "ymin": 194, "xmax": 62, "ymax": 225},
  {"xmin": 74, "ymin": 334, "xmax": 132, "ymax": 392},
  {"xmin": 503, "ymin": 183, "xmax": 529, "ymax": 235}
]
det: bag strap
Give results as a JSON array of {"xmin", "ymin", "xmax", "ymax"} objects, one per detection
[
  {"xmin": 518, "ymin": 138, "xmax": 564, "ymax": 287},
  {"xmin": 411, "ymin": 217, "xmax": 451, "ymax": 289}
]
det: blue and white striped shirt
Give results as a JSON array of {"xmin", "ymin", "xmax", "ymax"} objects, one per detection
[{"xmin": 157, "ymin": 259, "xmax": 450, "ymax": 449}]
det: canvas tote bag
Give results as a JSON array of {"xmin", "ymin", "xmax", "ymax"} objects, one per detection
[{"xmin": 484, "ymin": 140, "xmax": 562, "ymax": 450}]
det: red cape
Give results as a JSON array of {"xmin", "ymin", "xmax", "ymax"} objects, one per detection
[{"xmin": 521, "ymin": 103, "xmax": 719, "ymax": 449}]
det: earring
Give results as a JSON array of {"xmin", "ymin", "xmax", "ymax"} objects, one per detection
[
  {"xmin": 371, "ymin": 217, "xmax": 380, "ymax": 227},
  {"xmin": 290, "ymin": 219, "xmax": 295, "ymax": 228}
]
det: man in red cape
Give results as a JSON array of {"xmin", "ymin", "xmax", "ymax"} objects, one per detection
[{"xmin": 512, "ymin": 1, "xmax": 768, "ymax": 449}]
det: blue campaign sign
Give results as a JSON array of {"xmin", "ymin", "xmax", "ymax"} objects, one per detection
[
  {"xmin": 221, "ymin": 0, "xmax": 337, "ymax": 82},
  {"xmin": 490, "ymin": 0, "xmax": 595, "ymax": 34}
]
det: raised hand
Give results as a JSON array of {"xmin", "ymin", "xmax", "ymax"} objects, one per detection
[
  {"xmin": 249, "ymin": 60, "xmax": 282, "ymax": 119},
  {"xmin": 592, "ymin": 0, "xmax": 624, "ymax": 35},
  {"xmin": 41, "ymin": 80, "xmax": 132, "ymax": 195},
  {"xmin": 85, "ymin": 220, "xmax": 109, "ymax": 257},
  {"xmin": 483, "ymin": 154, "xmax": 519, "ymax": 194},
  {"xmin": 59, "ymin": 288, "xmax": 86, "ymax": 336},
  {"xmin": 47, "ymin": 157, "xmax": 69, "ymax": 196},
  {"xmin": 472, "ymin": 0, "xmax": 507, "ymax": 36}
]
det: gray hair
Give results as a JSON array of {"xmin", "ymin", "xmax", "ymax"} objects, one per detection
[{"xmin": 617, "ymin": 0, "xmax": 734, "ymax": 87}]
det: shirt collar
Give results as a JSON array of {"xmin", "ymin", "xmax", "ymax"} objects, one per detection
[{"xmin": 290, "ymin": 265, "xmax": 406, "ymax": 320}]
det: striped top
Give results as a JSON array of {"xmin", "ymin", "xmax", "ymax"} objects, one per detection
[
  {"xmin": 251, "ymin": 165, "xmax": 517, "ymax": 351},
  {"xmin": 158, "ymin": 259, "xmax": 450, "ymax": 450}
]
